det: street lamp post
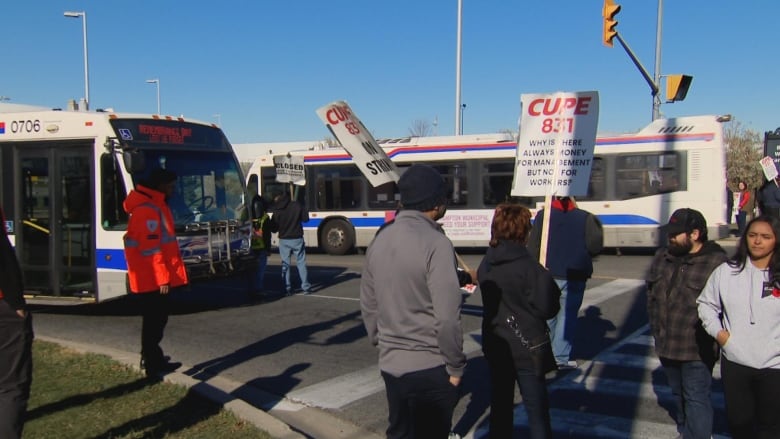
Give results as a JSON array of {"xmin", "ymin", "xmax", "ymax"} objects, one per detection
[
  {"xmin": 454, "ymin": 0, "xmax": 463, "ymax": 135},
  {"xmin": 146, "ymin": 79, "xmax": 160, "ymax": 115},
  {"xmin": 64, "ymin": 11, "xmax": 89, "ymax": 110}
]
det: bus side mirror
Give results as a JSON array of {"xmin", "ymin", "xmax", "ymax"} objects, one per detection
[{"xmin": 122, "ymin": 150, "xmax": 146, "ymax": 174}]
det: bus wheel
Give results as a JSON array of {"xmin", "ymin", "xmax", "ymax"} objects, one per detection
[{"xmin": 321, "ymin": 220, "xmax": 354, "ymax": 255}]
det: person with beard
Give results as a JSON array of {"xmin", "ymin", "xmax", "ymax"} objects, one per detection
[
  {"xmin": 646, "ymin": 208, "xmax": 728, "ymax": 439},
  {"xmin": 361, "ymin": 164, "xmax": 466, "ymax": 439}
]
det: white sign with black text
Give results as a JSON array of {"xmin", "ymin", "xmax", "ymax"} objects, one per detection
[
  {"xmin": 273, "ymin": 154, "xmax": 306, "ymax": 185},
  {"xmin": 511, "ymin": 91, "xmax": 599, "ymax": 197},
  {"xmin": 316, "ymin": 100, "xmax": 400, "ymax": 187}
]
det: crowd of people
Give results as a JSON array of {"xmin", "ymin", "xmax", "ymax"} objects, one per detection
[{"xmin": 3, "ymin": 164, "xmax": 779, "ymax": 438}]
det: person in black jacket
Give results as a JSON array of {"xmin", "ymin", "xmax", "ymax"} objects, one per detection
[
  {"xmin": 478, "ymin": 203, "xmax": 561, "ymax": 439},
  {"xmin": 0, "ymin": 205, "xmax": 33, "ymax": 439},
  {"xmin": 527, "ymin": 196, "xmax": 603, "ymax": 369},
  {"xmin": 269, "ymin": 190, "xmax": 309, "ymax": 295}
]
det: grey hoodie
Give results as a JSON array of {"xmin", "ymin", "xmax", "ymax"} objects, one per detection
[
  {"xmin": 698, "ymin": 261, "xmax": 780, "ymax": 369},
  {"xmin": 360, "ymin": 210, "xmax": 466, "ymax": 378}
]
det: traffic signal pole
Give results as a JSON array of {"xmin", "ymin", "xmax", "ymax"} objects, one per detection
[
  {"xmin": 652, "ymin": 0, "xmax": 663, "ymax": 120},
  {"xmin": 614, "ymin": 33, "xmax": 659, "ymax": 101}
]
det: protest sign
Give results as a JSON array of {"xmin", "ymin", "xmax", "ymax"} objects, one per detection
[
  {"xmin": 760, "ymin": 156, "xmax": 778, "ymax": 182},
  {"xmin": 511, "ymin": 91, "xmax": 599, "ymax": 197},
  {"xmin": 316, "ymin": 100, "xmax": 400, "ymax": 187},
  {"xmin": 272, "ymin": 154, "xmax": 306, "ymax": 185}
]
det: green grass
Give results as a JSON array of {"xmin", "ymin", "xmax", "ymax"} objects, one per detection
[{"xmin": 23, "ymin": 341, "xmax": 272, "ymax": 439}]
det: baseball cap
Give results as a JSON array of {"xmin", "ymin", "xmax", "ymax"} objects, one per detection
[{"xmin": 663, "ymin": 208, "xmax": 707, "ymax": 236}]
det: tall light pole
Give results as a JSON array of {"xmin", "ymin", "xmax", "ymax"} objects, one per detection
[
  {"xmin": 213, "ymin": 114, "xmax": 222, "ymax": 126},
  {"xmin": 454, "ymin": 0, "xmax": 463, "ymax": 135},
  {"xmin": 146, "ymin": 79, "xmax": 160, "ymax": 115},
  {"xmin": 64, "ymin": 11, "xmax": 89, "ymax": 110},
  {"xmin": 651, "ymin": 0, "xmax": 663, "ymax": 120}
]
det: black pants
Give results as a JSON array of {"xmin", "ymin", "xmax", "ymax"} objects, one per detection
[
  {"xmin": 485, "ymin": 337, "xmax": 552, "ymax": 439},
  {"xmin": 137, "ymin": 291, "xmax": 170, "ymax": 368},
  {"xmin": 0, "ymin": 301, "xmax": 33, "ymax": 439},
  {"xmin": 381, "ymin": 365, "xmax": 459, "ymax": 439},
  {"xmin": 721, "ymin": 356, "xmax": 780, "ymax": 439}
]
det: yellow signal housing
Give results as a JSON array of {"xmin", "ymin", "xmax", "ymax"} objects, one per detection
[
  {"xmin": 602, "ymin": 0, "xmax": 621, "ymax": 47},
  {"xmin": 666, "ymin": 74, "xmax": 693, "ymax": 102}
]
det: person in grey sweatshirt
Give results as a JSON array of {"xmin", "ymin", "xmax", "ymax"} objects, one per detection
[
  {"xmin": 361, "ymin": 164, "xmax": 466, "ymax": 439},
  {"xmin": 698, "ymin": 214, "xmax": 780, "ymax": 439}
]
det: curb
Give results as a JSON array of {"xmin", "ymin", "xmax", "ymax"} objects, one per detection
[{"xmin": 36, "ymin": 335, "xmax": 305, "ymax": 439}]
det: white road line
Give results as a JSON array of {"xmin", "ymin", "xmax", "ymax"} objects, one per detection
[{"xmin": 288, "ymin": 279, "xmax": 643, "ymax": 410}]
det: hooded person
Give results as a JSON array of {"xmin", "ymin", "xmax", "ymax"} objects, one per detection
[
  {"xmin": 123, "ymin": 168, "xmax": 188, "ymax": 377},
  {"xmin": 360, "ymin": 164, "xmax": 467, "ymax": 439},
  {"xmin": 268, "ymin": 189, "xmax": 309, "ymax": 295}
]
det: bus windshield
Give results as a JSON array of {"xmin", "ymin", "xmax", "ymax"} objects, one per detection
[{"xmin": 132, "ymin": 150, "xmax": 245, "ymax": 227}]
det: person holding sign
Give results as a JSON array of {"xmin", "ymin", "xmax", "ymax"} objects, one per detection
[
  {"xmin": 360, "ymin": 165, "xmax": 465, "ymax": 439},
  {"xmin": 269, "ymin": 190, "xmax": 310, "ymax": 295},
  {"xmin": 759, "ymin": 177, "xmax": 780, "ymax": 219},
  {"xmin": 527, "ymin": 196, "xmax": 603, "ymax": 369}
]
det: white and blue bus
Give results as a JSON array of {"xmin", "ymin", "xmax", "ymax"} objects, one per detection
[
  {"xmin": 245, "ymin": 114, "xmax": 730, "ymax": 255},
  {"xmin": 0, "ymin": 104, "xmax": 254, "ymax": 302}
]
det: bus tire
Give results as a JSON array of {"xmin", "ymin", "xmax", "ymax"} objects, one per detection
[{"xmin": 321, "ymin": 219, "xmax": 354, "ymax": 256}]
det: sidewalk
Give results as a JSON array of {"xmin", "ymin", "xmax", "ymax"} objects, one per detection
[{"xmin": 36, "ymin": 335, "xmax": 383, "ymax": 439}]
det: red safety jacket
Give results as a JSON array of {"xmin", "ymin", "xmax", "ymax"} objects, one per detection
[{"xmin": 123, "ymin": 184, "xmax": 188, "ymax": 293}]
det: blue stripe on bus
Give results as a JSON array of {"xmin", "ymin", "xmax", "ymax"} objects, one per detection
[
  {"xmin": 595, "ymin": 214, "xmax": 660, "ymax": 225},
  {"xmin": 305, "ymin": 213, "xmax": 659, "ymax": 228},
  {"xmin": 96, "ymin": 249, "xmax": 127, "ymax": 270}
]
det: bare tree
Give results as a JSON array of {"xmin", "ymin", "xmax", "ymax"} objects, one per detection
[
  {"xmin": 725, "ymin": 119, "xmax": 763, "ymax": 191},
  {"xmin": 408, "ymin": 119, "xmax": 433, "ymax": 137}
]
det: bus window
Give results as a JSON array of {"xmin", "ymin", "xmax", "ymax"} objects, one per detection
[
  {"xmin": 368, "ymin": 180, "xmax": 398, "ymax": 210},
  {"xmin": 428, "ymin": 162, "xmax": 468, "ymax": 207},
  {"xmin": 482, "ymin": 161, "xmax": 515, "ymax": 206},
  {"xmin": 577, "ymin": 157, "xmax": 606, "ymax": 201},
  {"xmin": 616, "ymin": 152, "xmax": 682, "ymax": 199},
  {"xmin": 313, "ymin": 165, "xmax": 364, "ymax": 210},
  {"xmin": 100, "ymin": 153, "xmax": 128, "ymax": 230}
]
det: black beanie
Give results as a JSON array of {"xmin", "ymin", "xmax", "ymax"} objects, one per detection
[
  {"xmin": 399, "ymin": 164, "xmax": 447, "ymax": 211},
  {"xmin": 147, "ymin": 168, "xmax": 177, "ymax": 190}
]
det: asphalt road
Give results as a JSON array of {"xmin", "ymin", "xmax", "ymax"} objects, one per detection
[{"xmin": 29, "ymin": 240, "xmax": 737, "ymax": 438}]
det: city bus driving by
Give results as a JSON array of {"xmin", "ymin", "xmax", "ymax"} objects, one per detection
[
  {"xmin": 244, "ymin": 114, "xmax": 730, "ymax": 255},
  {"xmin": 0, "ymin": 104, "xmax": 254, "ymax": 302}
]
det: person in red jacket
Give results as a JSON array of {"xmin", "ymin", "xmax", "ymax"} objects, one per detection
[
  {"xmin": 736, "ymin": 181, "xmax": 753, "ymax": 237},
  {"xmin": 123, "ymin": 168, "xmax": 188, "ymax": 377}
]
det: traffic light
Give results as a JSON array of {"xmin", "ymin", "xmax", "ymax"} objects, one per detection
[
  {"xmin": 602, "ymin": 0, "xmax": 621, "ymax": 47},
  {"xmin": 665, "ymin": 74, "xmax": 693, "ymax": 102}
]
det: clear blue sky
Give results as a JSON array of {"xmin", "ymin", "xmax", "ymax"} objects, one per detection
[{"xmin": 2, "ymin": 1, "xmax": 777, "ymax": 143}]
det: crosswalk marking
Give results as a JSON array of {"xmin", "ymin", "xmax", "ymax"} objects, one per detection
[
  {"xmin": 467, "ymin": 324, "xmax": 731, "ymax": 438},
  {"xmin": 287, "ymin": 279, "xmax": 646, "ymax": 411}
]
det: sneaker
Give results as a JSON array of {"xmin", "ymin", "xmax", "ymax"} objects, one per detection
[
  {"xmin": 301, "ymin": 290, "xmax": 313, "ymax": 295},
  {"xmin": 284, "ymin": 289, "xmax": 293, "ymax": 297},
  {"xmin": 557, "ymin": 360, "xmax": 578, "ymax": 370}
]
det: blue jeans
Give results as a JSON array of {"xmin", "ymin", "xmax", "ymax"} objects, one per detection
[
  {"xmin": 249, "ymin": 250, "xmax": 268, "ymax": 292},
  {"xmin": 547, "ymin": 278, "xmax": 585, "ymax": 364},
  {"xmin": 278, "ymin": 238, "xmax": 309, "ymax": 293},
  {"xmin": 660, "ymin": 358, "xmax": 713, "ymax": 439},
  {"xmin": 736, "ymin": 211, "xmax": 747, "ymax": 236}
]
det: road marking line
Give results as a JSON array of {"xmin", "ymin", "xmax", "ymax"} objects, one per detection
[{"xmin": 287, "ymin": 279, "xmax": 644, "ymax": 410}]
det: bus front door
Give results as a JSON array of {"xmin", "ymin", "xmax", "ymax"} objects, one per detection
[{"xmin": 17, "ymin": 144, "xmax": 94, "ymax": 298}]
